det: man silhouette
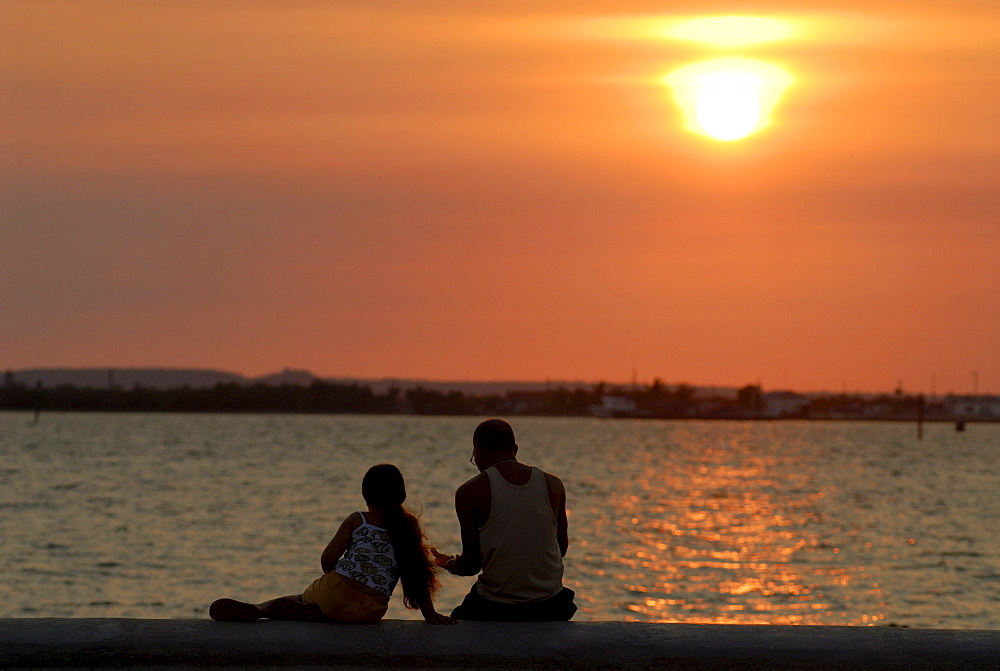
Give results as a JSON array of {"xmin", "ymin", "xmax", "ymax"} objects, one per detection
[{"xmin": 432, "ymin": 419, "xmax": 576, "ymax": 621}]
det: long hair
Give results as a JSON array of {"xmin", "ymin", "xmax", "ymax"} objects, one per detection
[{"xmin": 362, "ymin": 464, "xmax": 440, "ymax": 609}]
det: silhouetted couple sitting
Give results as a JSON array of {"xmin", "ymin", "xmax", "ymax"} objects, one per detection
[{"xmin": 210, "ymin": 419, "xmax": 575, "ymax": 624}]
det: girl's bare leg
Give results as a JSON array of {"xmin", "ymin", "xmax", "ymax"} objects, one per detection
[{"xmin": 258, "ymin": 595, "xmax": 326, "ymax": 621}]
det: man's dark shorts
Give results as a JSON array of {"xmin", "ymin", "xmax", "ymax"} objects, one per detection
[{"xmin": 451, "ymin": 585, "xmax": 577, "ymax": 621}]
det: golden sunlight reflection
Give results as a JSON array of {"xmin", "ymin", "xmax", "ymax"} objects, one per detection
[
  {"xmin": 573, "ymin": 424, "xmax": 886, "ymax": 625},
  {"xmin": 665, "ymin": 59, "xmax": 793, "ymax": 141}
]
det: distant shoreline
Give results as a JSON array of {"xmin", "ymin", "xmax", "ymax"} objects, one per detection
[
  {"xmin": 2, "ymin": 409, "xmax": 996, "ymax": 425},
  {"xmin": 4, "ymin": 368, "xmax": 997, "ymax": 423},
  {"xmin": 1, "ymin": 366, "xmax": 971, "ymax": 397}
]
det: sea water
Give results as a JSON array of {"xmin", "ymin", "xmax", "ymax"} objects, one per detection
[{"xmin": 1, "ymin": 412, "xmax": 996, "ymax": 627}]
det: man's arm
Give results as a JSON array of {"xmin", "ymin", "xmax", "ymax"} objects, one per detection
[
  {"xmin": 546, "ymin": 473, "xmax": 569, "ymax": 557},
  {"xmin": 441, "ymin": 476, "xmax": 486, "ymax": 576}
]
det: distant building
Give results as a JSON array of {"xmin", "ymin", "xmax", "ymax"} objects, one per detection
[
  {"xmin": 763, "ymin": 391, "xmax": 811, "ymax": 418},
  {"xmin": 737, "ymin": 385, "xmax": 764, "ymax": 413},
  {"xmin": 695, "ymin": 398, "xmax": 741, "ymax": 418},
  {"xmin": 862, "ymin": 402, "xmax": 896, "ymax": 419},
  {"xmin": 592, "ymin": 395, "xmax": 638, "ymax": 418},
  {"xmin": 947, "ymin": 395, "xmax": 1000, "ymax": 420},
  {"xmin": 506, "ymin": 391, "xmax": 550, "ymax": 414}
]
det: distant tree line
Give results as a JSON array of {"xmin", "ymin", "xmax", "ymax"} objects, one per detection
[
  {"xmin": 0, "ymin": 375, "xmax": 763, "ymax": 419},
  {"xmin": 0, "ymin": 378, "xmax": 513, "ymax": 416}
]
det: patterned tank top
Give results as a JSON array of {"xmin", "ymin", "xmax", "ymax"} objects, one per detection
[{"xmin": 334, "ymin": 512, "xmax": 399, "ymax": 596}]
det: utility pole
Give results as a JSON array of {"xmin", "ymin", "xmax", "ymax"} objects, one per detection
[
  {"xmin": 917, "ymin": 393, "xmax": 924, "ymax": 440},
  {"xmin": 32, "ymin": 380, "xmax": 42, "ymax": 425}
]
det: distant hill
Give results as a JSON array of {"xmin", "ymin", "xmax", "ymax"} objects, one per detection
[
  {"xmin": 254, "ymin": 369, "xmax": 320, "ymax": 387},
  {"xmin": 5, "ymin": 367, "xmax": 598, "ymax": 395}
]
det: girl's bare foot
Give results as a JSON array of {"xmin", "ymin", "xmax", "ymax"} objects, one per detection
[{"xmin": 209, "ymin": 598, "xmax": 261, "ymax": 622}]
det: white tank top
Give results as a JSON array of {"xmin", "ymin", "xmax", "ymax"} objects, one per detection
[
  {"xmin": 476, "ymin": 466, "xmax": 564, "ymax": 603},
  {"xmin": 334, "ymin": 513, "xmax": 399, "ymax": 596}
]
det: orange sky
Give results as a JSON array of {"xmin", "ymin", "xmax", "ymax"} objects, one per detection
[{"xmin": 2, "ymin": 1, "xmax": 998, "ymax": 394}]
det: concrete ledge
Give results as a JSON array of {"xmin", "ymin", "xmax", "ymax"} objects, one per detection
[{"xmin": 1, "ymin": 619, "xmax": 997, "ymax": 670}]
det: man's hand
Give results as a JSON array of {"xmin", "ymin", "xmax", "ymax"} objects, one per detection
[{"xmin": 430, "ymin": 547, "xmax": 454, "ymax": 569}]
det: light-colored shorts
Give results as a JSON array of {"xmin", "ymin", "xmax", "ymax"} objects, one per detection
[{"xmin": 301, "ymin": 570, "xmax": 390, "ymax": 623}]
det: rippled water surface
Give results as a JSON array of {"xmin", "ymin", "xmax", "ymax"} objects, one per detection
[{"xmin": 1, "ymin": 413, "xmax": 997, "ymax": 627}]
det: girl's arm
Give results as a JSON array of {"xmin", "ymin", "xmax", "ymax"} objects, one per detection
[
  {"xmin": 398, "ymin": 572, "xmax": 457, "ymax": 624},
  {"xmin": 417, "ymin": 597, "xmax": 457, "ymax": 625},
  {"xmin": 320, "ymin": 512, "xmax": 362, "ymax": 574}
]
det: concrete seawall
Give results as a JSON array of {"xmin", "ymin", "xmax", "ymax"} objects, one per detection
[{"xmin": 1, "ymin": 619, "xmax": 997, "ymax": 670}]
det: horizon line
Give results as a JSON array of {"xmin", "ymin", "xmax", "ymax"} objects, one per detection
[{"xmin": 5, "ymin": 365, "xmax": 979, "ymax": 397}]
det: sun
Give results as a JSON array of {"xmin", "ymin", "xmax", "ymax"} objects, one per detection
[
  {"xmin": 695, "ymin": 72, "xmax": 760, "ymax": 141},
  {"xmin": 665, "ymin": 58, "xmax": 792, "ymax": 142}
]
